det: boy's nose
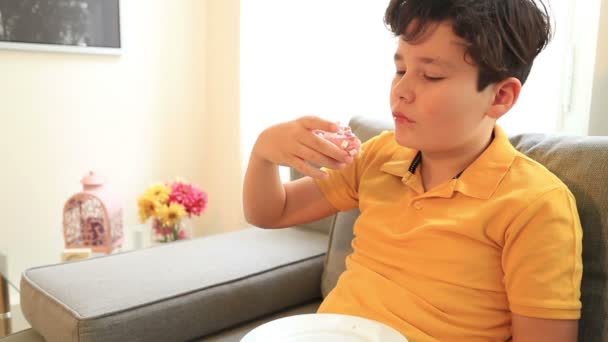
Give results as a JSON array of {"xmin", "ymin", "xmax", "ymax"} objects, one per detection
[
  {"xmin": 400, "ymin": 92, "xmax": 415, "ymax": 103},
  {"xmin": 394, "ymin": 87, "xmax": 415, "ymax": 104},
  {"xmin": 393, "ymin": 76, "xmax": 416, "ymax": 104}
]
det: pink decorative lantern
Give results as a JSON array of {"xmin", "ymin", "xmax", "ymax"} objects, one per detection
[{"xmin": 62, "ymin": 171, "xmax": 124, "ymax": 254}]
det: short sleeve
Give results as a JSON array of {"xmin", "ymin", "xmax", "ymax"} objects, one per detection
[
  {"xmin": 502, "ymin": 186, "xmax": 583, "ymax": 319},
  {"xmin": 314, "ymin": 133, "xmax": 386, "ymax": 212}
]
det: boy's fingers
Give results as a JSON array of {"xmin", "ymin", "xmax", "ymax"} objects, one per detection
[
  {"xmin": 295, "ymin": 145, "xmax": 346, "ymax": 170},
  {"xmin": 303, "ymin": 134, "xmax": 352, "ymax": 163},
  {"xmin": 291, "ymin": 158, "xmax": 329, "ymax": 179},
  {"xmin": 298, "ymin": 116, "xmax": 338, "ymax": 132}
]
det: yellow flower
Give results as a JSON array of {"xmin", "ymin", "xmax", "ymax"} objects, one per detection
[
  {"xmin": 144, "ymin": 183, "xmax": 171, "ymax": 204},
  {"xmin": 138, "ymin": 196, "xmax": 161, "ymax": 223},
  {"xmin": 157, "ymin": 202, "xmax": 187, "ymax": 227}
]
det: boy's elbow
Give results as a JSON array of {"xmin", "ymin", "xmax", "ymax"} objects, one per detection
[
  {"xmin": 243, "ymin": 198, "xmax": 287, "ymax": 229},
  {"xmin": 244, "ymin": 212, "xmax": 281, "ymax": 229},
  {"xmin": 245, "ymin": 216, "xmax": 271, "ymax": 229}
]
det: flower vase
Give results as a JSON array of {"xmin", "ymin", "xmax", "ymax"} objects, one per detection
[{"xmin": 151, "ymin": 218, "xmax": 191, "ymax": 243}]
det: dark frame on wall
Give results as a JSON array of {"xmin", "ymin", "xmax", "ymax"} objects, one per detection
[{"xmin": 0, "ymin": 0, "xmax": 122, "ymax": 55}]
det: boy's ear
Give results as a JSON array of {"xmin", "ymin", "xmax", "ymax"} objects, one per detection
[{"xmin": 486, "ymin": 77, "xmax": 522, "ymax": 119}]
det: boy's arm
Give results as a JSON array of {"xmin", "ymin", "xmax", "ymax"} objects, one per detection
[
  {"xmin": 503, "ymin": 186, "xmax": 583, "ymax": 341},
  {"xmin": 243, "ymin": 116, "xmax": 351, "ymax": 228},
  {"xmin": 512, "ymin": 314, "xmax": 578, "ymax": 341},
  {"xmin": 245, "ymin": 174, "xmax": 338, "ymax": 228}
]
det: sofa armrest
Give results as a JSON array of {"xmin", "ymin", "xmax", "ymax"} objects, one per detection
[{"xmin": 20, "ymin": 227, "xmax": 328, "ymax": 342}]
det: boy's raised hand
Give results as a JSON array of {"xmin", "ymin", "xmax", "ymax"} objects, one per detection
[{"xmin": 253, "ymin": 116, "xmax": 354, "ymax": 179}]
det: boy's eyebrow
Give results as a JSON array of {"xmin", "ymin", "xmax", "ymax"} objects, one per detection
[{"xmin": 393, "ymin": 53, "xmax": 455, "ymax": 69}]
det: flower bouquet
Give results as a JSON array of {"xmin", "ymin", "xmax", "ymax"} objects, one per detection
[{"xmin": 138, "ymin": 180, "xmax": 208, "ymax": 243}]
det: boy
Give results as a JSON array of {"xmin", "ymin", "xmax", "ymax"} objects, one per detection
[{"xmin": 243, "ymin": 0, "xmax": 583, "ymax": 340}]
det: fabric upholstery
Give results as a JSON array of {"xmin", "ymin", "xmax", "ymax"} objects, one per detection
[
  {"xmin": 20, "ymin": 228, "xmax": 327, "ymax": 342},
  {"xmin": 321, "ymin": 209, "xmax": 357, "ymax": 298},
  {"xmin": 201, "ymin": 301, "xmax": 320, "ymax": 341}
]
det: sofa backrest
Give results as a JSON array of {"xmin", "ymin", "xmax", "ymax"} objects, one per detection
[{"xmin": 320, "ymin": 116, "xmax": 608, "ymax": 341}]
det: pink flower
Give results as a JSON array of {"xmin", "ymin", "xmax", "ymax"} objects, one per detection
[
  {"xmin": 168, "ymin": 181, "xmax": 208, "ymax": 216},
  {"xmin": 178, "ymin": 229, "xmax": 188, "ymax": 240}
]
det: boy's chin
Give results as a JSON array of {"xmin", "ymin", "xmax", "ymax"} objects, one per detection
[{"xmin": 394, "ymin": 133, "xmax": 419, "ymax": 150}]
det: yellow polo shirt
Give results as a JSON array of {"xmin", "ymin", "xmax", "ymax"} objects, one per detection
[{"xmin": 315, "ymin": 126, "xmax": 583, "ymax": 341}]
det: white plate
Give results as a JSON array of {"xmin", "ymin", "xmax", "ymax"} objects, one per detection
[{"xmin": 241, "ymin": 313, "xmax": 408, "ymax": 342}]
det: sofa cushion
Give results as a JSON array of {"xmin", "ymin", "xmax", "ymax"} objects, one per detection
[
  {"xmin": 321, "ymin": 209, "xmax": 358, "ymax": 298},
  {"xmin": 201, "ymin": 300, "xmax": 320, "ymax": 341},
  {"xmin": 20, "ymin": 227, "xmax": 327, "ymax": 342}
]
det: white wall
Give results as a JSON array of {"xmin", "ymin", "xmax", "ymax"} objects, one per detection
[
  {"xmin": 201, "ymin": 0, "xmax": 246, "ymax": 236},
  {"xmin": 588, "ymin": 0, "xmax": 608, "ymax": 135},
  {"xmin": 240, "ymin": 0, "xmax": 396, "ymax": 180},
  {"xmin": 0, "ymin": 0, "xmax": 210, "ymax": 304}
]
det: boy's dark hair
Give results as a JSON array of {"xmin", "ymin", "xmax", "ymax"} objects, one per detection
[{"xmin": 385, "ymin": 0, "xmax": 552, "ymax": 90}]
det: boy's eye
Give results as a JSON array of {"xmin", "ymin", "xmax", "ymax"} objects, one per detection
[
  {"xmin": 424, "ymin": 75, "xmax": 445, "ymax": 81},
  {"xmin": 395, "ymin": 70, "xmax": 406, "ymax": 76}
]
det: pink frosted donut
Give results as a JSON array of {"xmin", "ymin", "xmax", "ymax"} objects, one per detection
[{"xmin": 315, "ymin": 126, "xmax": 361, "ymax": 156}]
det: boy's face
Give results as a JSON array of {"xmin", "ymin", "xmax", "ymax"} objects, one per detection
[{"xmin": 391, "ymin": 21, "xmax": 497, "ymax": 153}]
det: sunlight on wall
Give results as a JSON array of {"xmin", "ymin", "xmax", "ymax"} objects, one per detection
[{"xmin": 241, "ymin": 0, "xmax": 395, "ymax": 174}]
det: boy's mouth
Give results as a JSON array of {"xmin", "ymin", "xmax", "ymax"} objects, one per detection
[{"xmin": 393, "ymin": 112, "xmax": 416, "ymax": 124}]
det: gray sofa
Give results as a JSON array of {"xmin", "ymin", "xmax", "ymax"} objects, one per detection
[{"xmin": 6, "ymin": 116, "xmax": 608, "ymax": 341}]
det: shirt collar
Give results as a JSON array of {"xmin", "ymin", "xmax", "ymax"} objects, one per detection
[
  {"xmin": 454, "ymin": 125, "xmax": 516, "ymax": 199},
  {"xmin": 380, "ymin": 148, "xmax": 418, "ymax": 178},
  {"xmin": 380, "ymin": 126, "xmax": 517, "ymax": 199}
]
